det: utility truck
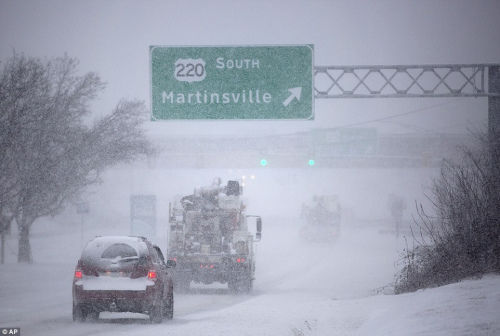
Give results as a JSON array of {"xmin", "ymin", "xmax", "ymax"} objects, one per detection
[
  {"xmin": 167, "ymin": 179, "xmax": 262, "ymax": 293},
  {"xmin": 300, "ymin": 195, "xmax": 341, "ymax": 242}
]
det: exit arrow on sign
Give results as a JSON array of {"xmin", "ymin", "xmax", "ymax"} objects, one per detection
[{"xmin": 283, "ymin": 87, "xmax": 302, "ymax": 107}]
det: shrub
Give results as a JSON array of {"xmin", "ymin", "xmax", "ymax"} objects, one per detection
[{"xmin": 395, "ymin": 130, "xmax": 500, "ymax": 294}]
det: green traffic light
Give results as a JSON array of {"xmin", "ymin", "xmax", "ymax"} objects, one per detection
[
  {"xmin": 308, "ymin": 159, "xmax": 315, "ymax": 166},
  {"xmin": 260, "ymin": 159, "xmax": 268, "ymax": 166}
]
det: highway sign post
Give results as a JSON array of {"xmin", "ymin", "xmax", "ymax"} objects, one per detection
[
  {"xmin": 150, "ymin": 45, "xmax": 314, "ymax": 120},
  {"xmin": 130, "ymin": 195, "xmax": 157, "ymax": 240}
]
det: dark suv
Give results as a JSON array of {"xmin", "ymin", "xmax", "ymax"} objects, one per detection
[{"xmin": 72, "ymin": 236, "xmax": 175, "ymax": 323}]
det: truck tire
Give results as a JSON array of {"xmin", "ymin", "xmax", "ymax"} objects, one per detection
[
  {"xmin": 229, "ymin": 277, "xmax": 253, "ymax": 294},
  {"xmin": 175, "ymin": 279, "xmax": 191, "ymax": 293},
  {"xmin": 241, "ymin": 278, "xmax": 253, "ymax": 294},
  {"xmin": 228, "ymin": 280, "xmax": 237, "ymax": 292}
]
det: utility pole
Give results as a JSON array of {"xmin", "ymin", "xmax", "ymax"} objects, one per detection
[
  {"xmin": 489, "ymin": 66, "xmax": 500, "ymax": 166},
  {"xmin": 0, "ymin": 214, "xmax": 12, "ymax": 264},
  {"xmin": 488, "ymin": 66, "xmax": 500, "ymax": 270},
  {"xmin": 1, "ymin": 225, "xmax": 5, "ymax": 264}
]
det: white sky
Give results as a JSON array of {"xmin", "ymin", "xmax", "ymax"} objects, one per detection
[{"xmin": 1, "ymin": 0, "xmax": 499, "ymax": 137}]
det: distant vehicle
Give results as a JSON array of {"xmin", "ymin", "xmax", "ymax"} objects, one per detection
[
  {"xmin": 72, "ymin": 236, "xmax": 176, "ymax": 323},
  {"xmin": 300, "ymin": 195, "xmax": 342, "ymax": 242},
  {"xmin": 168, "ymin": 179, "xmax": 262, "ymax": 293}
]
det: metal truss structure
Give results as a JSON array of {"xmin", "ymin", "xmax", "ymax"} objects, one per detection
[{"xmin": 314, "ymin": 64, "xmax": 500, "ymax": 98}]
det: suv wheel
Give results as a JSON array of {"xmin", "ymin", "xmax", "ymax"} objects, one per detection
[
  {"xmin": 164, "ymin": 291, "xmax": 174, "ymax": 320},
  {"xmin": 72, "ymin": 304, "xmax": 87, "ymax": 322},
  {"xmin": 149, "ymin": 297, "xmax": 165, "ymax": 323}
]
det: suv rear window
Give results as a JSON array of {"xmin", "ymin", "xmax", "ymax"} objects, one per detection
[
  {"xmin": 81, "ymin": 236, "xmax": 147, "ymax": 262},
  {"xmin": 101, "ymin": 243, "xmax": 137, "ymax": 259}
]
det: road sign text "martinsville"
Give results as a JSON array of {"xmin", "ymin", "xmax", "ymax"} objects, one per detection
[{"xmin": 150, "ymin": 45, "xmax": 314, "ymax": 120}]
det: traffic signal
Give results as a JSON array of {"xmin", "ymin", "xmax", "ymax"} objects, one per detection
[
  {"xmin": 308, "ymin": 159, "xmax": 315, "ymax": 166},
  {"xmin": 260, "ymin": 159, "xmax": 268, "ymax": 167}
]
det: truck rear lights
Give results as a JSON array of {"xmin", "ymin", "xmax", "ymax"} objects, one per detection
[
  {"xmin": 236, "ymin": 258, "xmax": 246, "ymax": 263},
  {"xmin": 147, "ymin": 270, "xmax": 157, "ymax": 280},
  {"xmin": 200, "ymin": 264, "xmax": 215, "ymax": 269}
]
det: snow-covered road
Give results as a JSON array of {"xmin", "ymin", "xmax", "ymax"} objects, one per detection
[{"xmin": 1, "ymin": 217, "xmax": 499, "ymax": 336}]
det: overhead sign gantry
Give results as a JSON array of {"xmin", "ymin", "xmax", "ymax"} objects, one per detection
[{"xmin": 150, "ymin": 45, "xmax": 499, "ymax": 154}]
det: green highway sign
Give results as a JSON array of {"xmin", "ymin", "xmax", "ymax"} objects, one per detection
[{"xmin": 150, "ymin": 45, "xmax": 314, "ymax": 120}]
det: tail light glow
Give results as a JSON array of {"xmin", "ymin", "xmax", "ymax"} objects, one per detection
[
  {"xmin": 74, "ymin": 269, "xmax": 83, "ymax": 279},
  {"xmin": 200, "ymin": 264, "xmax": 216, "ymax": 269},
  {"xmin": 147, "ymin": 270, "xmax": 157, "ymax": 280}
]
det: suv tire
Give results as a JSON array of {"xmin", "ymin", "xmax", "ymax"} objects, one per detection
[
  {"xmin": 149, "ymin": 296, "xmax": 165, "ymax": 323},
  {"xmin": 165, "ymin": 291, "xmax": 174, "ymax": 320},
  {"xmin": 72, "ymin": 304, "xmax": 87, "ymax": 322}
]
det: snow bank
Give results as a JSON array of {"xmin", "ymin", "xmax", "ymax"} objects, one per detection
[
  {"xmin": 355, "ymin": 274, "xmax": 500, "ymax": 336},
  {"xmin": 160, "ymin": 275, "xmax": 500, "ymax": 336}
]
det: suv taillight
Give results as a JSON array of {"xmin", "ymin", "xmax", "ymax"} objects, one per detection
[
  {"xmin": 147, "ymin": 270, "xmax": 157, "ymax": 280},
  {"xmin": 74, "ymin": 269, "xmax": 83, "ymax": 279},
  {"xmin": 75, "ymin": 260, "xmax": 98, "ymax": 277}
]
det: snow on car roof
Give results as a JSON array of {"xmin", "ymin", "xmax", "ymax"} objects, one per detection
[{"xmin": 81, "ymin": 236, "xmax": 148, "ymax": 259}]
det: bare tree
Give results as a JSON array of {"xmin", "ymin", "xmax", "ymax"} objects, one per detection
[{"xmin": 0, "ymin": 54, "xmax": 153, "ymax": 263}]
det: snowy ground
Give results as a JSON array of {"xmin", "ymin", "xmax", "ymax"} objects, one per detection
[{"xmin": 1, "ymin": 216, "xmax": 499, "ymax": 336}]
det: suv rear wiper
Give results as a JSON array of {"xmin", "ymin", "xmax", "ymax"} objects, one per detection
[{"xmin": 108, "ymin": 256, "xmax": 139, "ymax": 263}]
